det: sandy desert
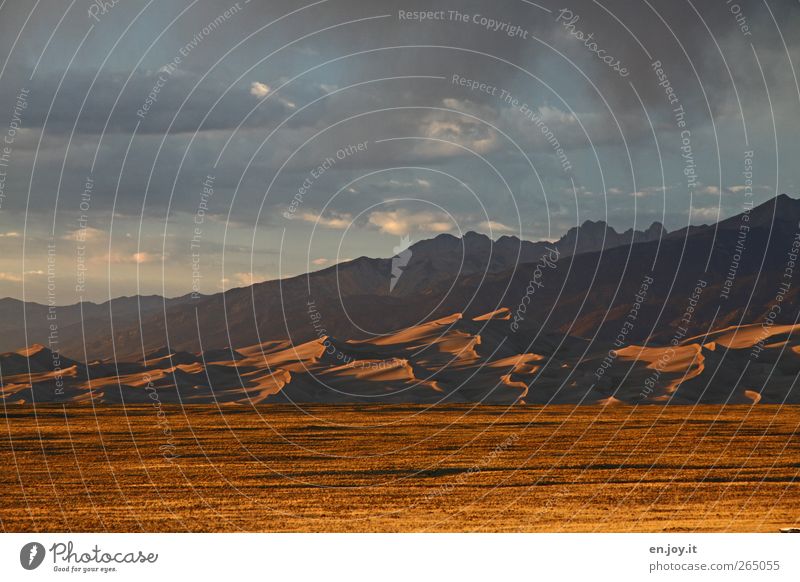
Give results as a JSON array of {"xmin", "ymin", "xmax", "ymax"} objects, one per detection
[{"xmin": 1, "ymin": 404, "xmax": 797, "ymax": 532}]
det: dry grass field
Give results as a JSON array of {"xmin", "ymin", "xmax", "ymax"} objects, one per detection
[{"xmin": 1, "ymin": 405, "xmax": 798, "ymax": 532}]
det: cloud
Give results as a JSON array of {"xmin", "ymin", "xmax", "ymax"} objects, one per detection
[
  {"xmin": 728, "ymin": 184, "xmax": 772, "ymax": 194},
  {"xmin": 537, "ymin": 105, "xmax": 578, "ymax": 125},
  {"xmin": 629, "ymin": 186, "xmax": 664, "ymax": 198},
  {"xmin": 700, "ymin": 184, "xmax": 774, "ymax": 196},
  {"xmin": 233, "ymin": 272, "xmax": 266, "ymax": 286},
  {"xmin": 132, "ymin": 252, "xmax": 156, "ymax": 264},
  {"xmin": 0, "ymin": 270, "xmax": 44, "ymax": 282},
  {"xmin": 477, "ymin": 220, "xmax": 515, "ymax": 234},
  {"xmin": 690, "ymin": 206, "xmax": 721, "ymax": 221},
  {"xmin": 0, "ymin": 0, "xmax": 797, "ymax": 303},
  {"xmin": 297, "ymin": 211, "xmax": 353, "ymax": 230},
  {"xmin": 422, "ymin": 117, "xmax": 499, "ymax": 156},
  {"xmin": 368, "ymin": 210, "xmax": 453, "ymax": 236},
  {"xmin": 311, "ymin": 258, "xmax": 329, "ymax": 266},
  {"xmin": 0, "ymin": 232, "xmax": 20, "ymax": 238},
  {"xmin": 220, "ymin": 271, "xmax": 268, "ymax": 290},
  {"xmin": 247, "ymin": 81, "xmax": 296, "ymax": 109},
  {"xmin": 98, "ymin": 251, "xmax": 161, "ymax": 265},
  {"xmin": 370, "ymin": 177, "xmax": 435, "ymax": 193},
  {"xmin": 249, "ymin": 81, "xmax": 271, "ymax": 98},
  {"xmin": 62, "ymin": 226, "xmax": 106, "ymax": 242}
]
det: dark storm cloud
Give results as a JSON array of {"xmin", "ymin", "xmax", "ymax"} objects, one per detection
[{"xmin": 1, "ymin": 0, "xmax": 793, "ymax": 144}]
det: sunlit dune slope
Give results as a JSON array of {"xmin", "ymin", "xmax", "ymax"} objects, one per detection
[{"xmin": 2, "ymin": 312, "xmax": 799, "ymax": 405}]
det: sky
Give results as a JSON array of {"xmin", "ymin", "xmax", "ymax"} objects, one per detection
[{"xmin": 0, "ymin": 0, "xmax": 797, "ymax": 303}]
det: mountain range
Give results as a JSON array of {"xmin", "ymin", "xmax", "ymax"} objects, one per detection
[
  {"xmin": 0, "ymin": 215, "xmax": 668, "ymax": 360},
  {"xmin": 2, "ymin": 194, "xmax": 799, "ymax": 405}
]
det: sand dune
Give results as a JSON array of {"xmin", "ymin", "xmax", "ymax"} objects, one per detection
[
  {"xmin": 688, "ymin": 323, "xmax": 800, "ymax": 350},
  {"xmin": 2, "ymin": 312, "xmax": 799, "ymax": 405},
  {"xmin": 472, "ymin": 307, "xmax": 512, "ymax": 321}
]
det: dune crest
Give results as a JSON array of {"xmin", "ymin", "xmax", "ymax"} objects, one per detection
[{"xmin": 2, "ymin": 315, "xmax": 800, "ymax": 405}]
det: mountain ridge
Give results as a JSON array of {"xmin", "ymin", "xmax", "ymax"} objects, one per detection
[{"xmin": 0, "ymin": 195, "xmax": 797, "ymax": 362}]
